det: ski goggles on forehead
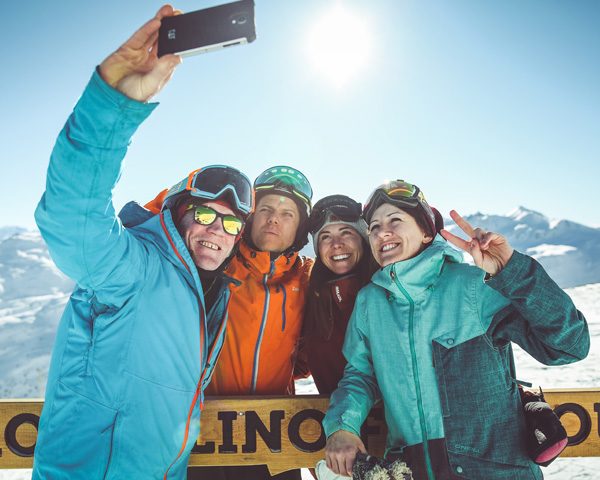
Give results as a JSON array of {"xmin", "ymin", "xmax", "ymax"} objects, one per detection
[
  {"xmin": 308, "ymin": 196, "xmax": 362, "ymax": 234},
  {"xmin": 364, "ymin": 180, "xmax": 436, "ymax": 230},
  {"xmin": 254, "ymin": 166, "xmax": 313, "ymax": 206},
  {"xmin": 168, "ymin": 166, "xmax": 253, "ymax": 215},
  {"xmin": 186, "ymin": 205, "xmax": 244, "ymax": 236},
  {"xmin": 365, "ymin": 180, "xmax": 422, "ymax": 207}
]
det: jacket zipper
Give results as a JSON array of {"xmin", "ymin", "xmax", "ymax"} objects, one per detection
[
  {"xmin": 250, "ymin": 260, "xmax": 275, "ymax": 393},
  {"xmin": 162, "ymin": 296, "xmax": 206, "ymax": 479},
  {"xmin": 160, "ymin": 214, "xmax": 210, "ymax": 479},
  {"xmin": 85, "ymin": 294, "xmax": 98, "ymax": 376},
  {"xmin": 201, "ymin": 295, "xmax": 232, "ymax": 391},
  {"xmin": 280, "ymin": 284, "xmax": 287, "ymax": 331},
  {"xmin": 392, "ymin": 270, "xmax": 436, "ymax": 480}
]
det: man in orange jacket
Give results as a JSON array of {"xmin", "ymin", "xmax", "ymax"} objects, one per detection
[{"xmin": 188, "ymin": 166, "xmax": 314, "ymax": 480}]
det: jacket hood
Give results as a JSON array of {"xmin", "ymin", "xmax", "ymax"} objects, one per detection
[
  {"xmin": 143, "ymin": 189, "xmax": 168, "ymax": 215},
  {"xmin": 371, "ymin": 235, "xmax": 463, "ymax": 299},
  {"xmin": 123, "ymin": 195, "xmax": 242, "ymax": 276},
  {"xmin": 119, "ymin": 200, "xmax": 157, "ymax": 228},
  {"xmin": 118, "ymin": 201, "xmax": 197, "ymax": 275}
]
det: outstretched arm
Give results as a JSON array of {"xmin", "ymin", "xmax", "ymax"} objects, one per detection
[
  {"xmin": 36, "ymin": 6, "xmax": 181, "ymax": 305},
  {"xmin": 441, "ymin": 210, "xmax": 589, "ymax": 364},
  {"xmin": 485, "ymin": 250, "xmax": 590, "ymax": 365}
]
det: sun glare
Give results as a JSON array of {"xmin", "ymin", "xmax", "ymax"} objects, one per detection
[{"xmin": 306, "ymin": 4, "xmax": 372, "ymax": 88}]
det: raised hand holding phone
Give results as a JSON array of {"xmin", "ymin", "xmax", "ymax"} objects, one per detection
[
  {"xmin": 99, "ymin": 4, "xmax": 182, "ymax": 102},
  {"xmin": 157, "ymin": 0, "xmax": 256, "ymax": 57}
]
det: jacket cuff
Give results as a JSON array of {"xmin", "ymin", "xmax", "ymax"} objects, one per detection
[
  {"xmin": 68, "ymin": 68, "xmax": 158, "ymax": 149},
  {"xmin": 323, "ymin": 418, "xmax": 361, "ymax": 439},
  {"xmin": 485, "ymin": 250, "xmax": 529, "ymax": 292}
]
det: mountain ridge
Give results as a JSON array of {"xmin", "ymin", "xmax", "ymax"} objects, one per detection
[{"xmin": 443, "ymin": 207, "xmax": 600, "ymax": 288}]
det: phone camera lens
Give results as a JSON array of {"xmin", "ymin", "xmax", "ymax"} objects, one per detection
[{"xmin": 235, "ymin": 15, "xmax": 247, "ymax": 24}]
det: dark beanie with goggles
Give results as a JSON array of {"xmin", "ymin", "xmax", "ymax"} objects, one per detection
[{"xmin": 309, "ymin": 195, "xmax": 369, "ymax": 255}]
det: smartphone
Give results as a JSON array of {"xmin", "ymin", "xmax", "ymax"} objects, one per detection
[{"xmin": 157, "ymin": 0, "xmax": 256, "ymax": 58}]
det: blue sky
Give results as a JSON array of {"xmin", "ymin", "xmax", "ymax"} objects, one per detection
[{"xmin": 1, "ymin": 0, "xmax": 599, "ymax": 228}]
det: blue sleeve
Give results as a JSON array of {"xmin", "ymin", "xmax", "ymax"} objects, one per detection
[
  {"xmin": 482, "ymin": 251, "xmax": 590, "ymax": 365},
  {"xmin": 35, "ymin": 69, "xmax": 158, "ymax": 307},
  {"xmin": 322, "ymin": 293, "xmax": 380, "ymax": 438}
]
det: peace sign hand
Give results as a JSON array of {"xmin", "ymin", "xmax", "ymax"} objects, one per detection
[{"xmin": 440, "ymin": 210, "xmax": 514, "ymax": 276}]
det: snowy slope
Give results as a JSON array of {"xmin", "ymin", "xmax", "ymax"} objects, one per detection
[
  {"xmin": 0, "ymin": 231, "xmax": 73, "ymax": 302},
  {"xmin": 0, "ymin": 230, "xmax": 73, "ymax": 398},
  {"xmin": 0, "ymin": 227, "xmax": 27, "ymax": 242},
  {"xmin": 512, "ymin": 283, "xmax": 600, "ymax": 479}
]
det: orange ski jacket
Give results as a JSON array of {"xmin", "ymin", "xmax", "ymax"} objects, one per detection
[{"xmin": 206, "ymin": 240, "xmax": 313, "ymax": 395}]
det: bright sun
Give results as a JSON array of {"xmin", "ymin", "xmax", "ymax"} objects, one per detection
[{"xmin": 306, "ymin": 4, "xmax": 372, "ymax": 88}]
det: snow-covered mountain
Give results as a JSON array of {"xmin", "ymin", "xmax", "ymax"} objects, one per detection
[
  {"xmin": 445, "ymin": 207, "xmax": 600, "ymax": 288},
  {"xmin": 0, "ymin": 230, "xmax": 73, "ymax": 302},
  {"xmin": 0, "ymin": 226, "xmax": 27, "ymax": 242},
  {"xmin": 0, "ymin": 229, "xmax": 73, "ymax": 398}
]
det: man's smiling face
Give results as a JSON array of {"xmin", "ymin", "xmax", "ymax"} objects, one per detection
[{"xmin": 179, "ymin": 201, "xmax": 238, "ymax": 270}]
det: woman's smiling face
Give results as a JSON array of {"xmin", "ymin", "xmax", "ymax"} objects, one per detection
[
  {"xmin": 368, "ymin": 203, "xmax": 433, "ymax": 266},
  {"xmin": 318, "ymin": 224, "xmax": 364, "ymax": 275}
]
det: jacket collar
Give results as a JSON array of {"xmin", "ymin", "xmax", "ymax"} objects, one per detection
[
  {"xmin": 236, "ymin": 240, "xmax": 299, "ymax": 278},
  {"xmin": 326, "ymin": 273, "xmax": 363, "ymax": 307},
  {"xmin": 119, "ymin": 200, "xmax": 156, "ymax": 228},
  {"xmin": 119, "ymin": 201, "xmax": 201, "ymax": 287},
  {"xmin": 371, "ymin": 236, "xmax": 463, "ymax": 299}
]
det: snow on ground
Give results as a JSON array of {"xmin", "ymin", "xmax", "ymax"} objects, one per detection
[
  {"xmin": 0, "ymin": 294, "xmax": 68, "ymax": 398},
  {"xmin": 513, "ymin": 283, "xmax": 600, "ymax": 479}
]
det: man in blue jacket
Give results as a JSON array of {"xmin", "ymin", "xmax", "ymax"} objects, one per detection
[{"xmin": 32, "ymin": 6, "xmax": 254, "ymax": 479}]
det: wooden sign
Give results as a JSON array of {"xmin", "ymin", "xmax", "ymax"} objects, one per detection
[{"xmin": 1, "ymin": 389, "xmax": 599, "ymax": 474}]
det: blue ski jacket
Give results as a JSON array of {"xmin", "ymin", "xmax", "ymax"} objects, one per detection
[
  {"xmin": 323, "ymin": 236, "xmax": 589, "ymax": 479},
  {"xmin": 32, "ymin": 71, "xmax": 233, "ymax": 479}
]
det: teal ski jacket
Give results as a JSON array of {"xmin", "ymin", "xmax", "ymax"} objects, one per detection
[
  {"xmin": 323, "ymin": 237, "xmax": 589, "ymax": 479},
  {"xmin": 32, "ymin": 71, "xmax": 232, "ymax": 479}
]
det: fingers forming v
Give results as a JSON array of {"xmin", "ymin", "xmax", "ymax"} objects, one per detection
[
  {"xmin": 440, "ymin": 229, "xmax": 470, "ymax": 252},
  {"xmin": 480, "ymin": 231, "xmax": 502, "ymax": 250},
  {"xmin": 449, "ymin": 210, "xmax": 476, "ymax": 238},
  {"xmin": 469, "ymin": 239, "xmax": 484, "ymax": 268}
]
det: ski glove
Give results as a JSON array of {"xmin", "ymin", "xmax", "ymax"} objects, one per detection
[{"xmin": 520, "ymin": 387, "xmax": 568, "ymax": 466}]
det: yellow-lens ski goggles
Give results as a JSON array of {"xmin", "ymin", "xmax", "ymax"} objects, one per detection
[{"xmin": 187, "ymin": 205, "xmax": 244, "ymax": 236}]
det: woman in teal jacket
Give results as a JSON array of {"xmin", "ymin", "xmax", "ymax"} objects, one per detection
[
  {"xmin": 323, "ymin": 180, "xmax": 589, "ymax": 480},
  {"xmin": 32, "ymin": 7, "xmax": 254, "ymax": 479}
]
